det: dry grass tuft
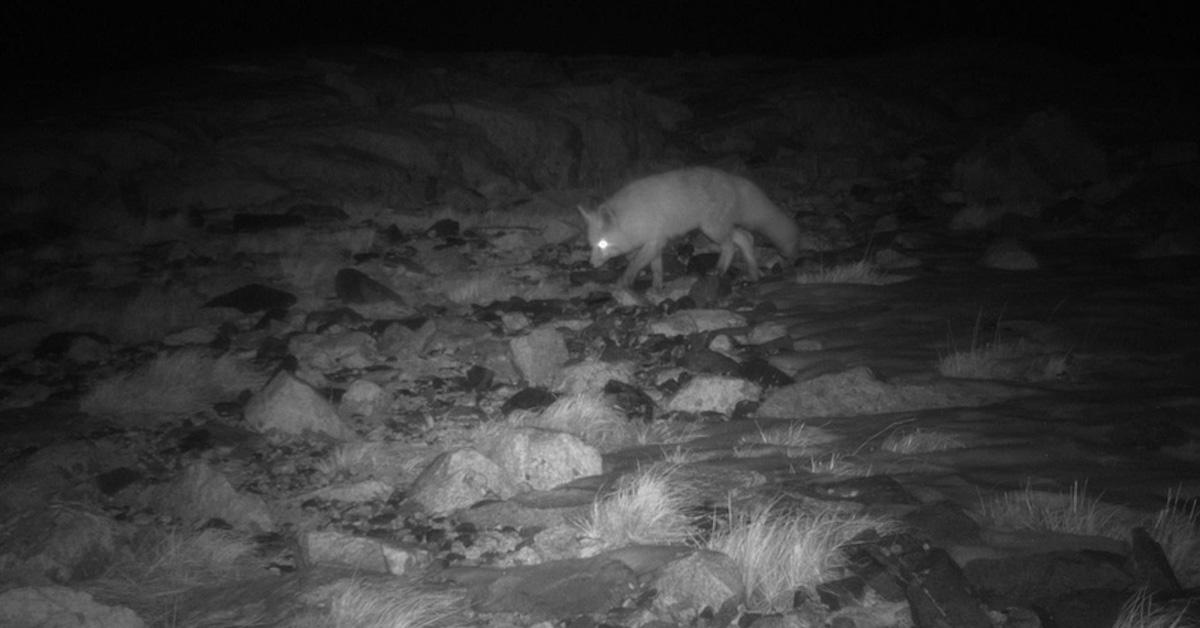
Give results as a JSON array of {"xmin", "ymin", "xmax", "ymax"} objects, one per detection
[
  {"xmin": 975, "ymin": 482, "xmax": 1129, "ymax": 537},
  {"xmin": 90, "ymin": 527, "xmax": 256, "ymax": 624},
  {"xmin": 708, "ymin": 500, "xmax": 898, "ymax": 611},
  {"xmin": 795, "ymin": 260, "xmax": 903, "ymax": 285},
  {"xmin": 513, "ymin": 393, "xmax": 634, "ymax": 449},
  {"xmin": 330, "ymin": 579, "xmax": 461, "ymax": 628},
  {"xmin": 1111, "ymin": 588, "xmax": 1198, "ymax": 628},
  {"xmin": 577, "ymin": 464, "xmax": 698, "ymax": 552},
  {"xmin": 880, "ymin": 428, "xmax": 966, "ymax": 454},
  {"xmin": 975, "ymin": 483, "xmax": 1200, "ymax": 587},
  {"xmin": 81, "ymin": 348, "xmax": 261, "ymax": 416}
]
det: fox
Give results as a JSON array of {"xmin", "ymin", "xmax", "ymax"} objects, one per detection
[{"xmin": 578, "ymin": 167, "xmax": 800, "ymax": 290}]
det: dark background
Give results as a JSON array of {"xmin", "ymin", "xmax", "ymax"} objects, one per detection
[{"xmin": 2, "ymin": 1, "xmax": 1197, "ymax": 81}]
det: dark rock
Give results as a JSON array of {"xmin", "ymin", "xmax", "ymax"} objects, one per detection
[
  {"xmin": 33, "ymin": 332, "xmax": 109, "ymax": 360},
  {"xmin": 232, "ymin": 213, "xmax": 305, "ymax": 232},
  {"xmin": 603, "ymin": 379, "xmax": 655, "ymax": 422},
  {"xmin": 1127, "ymin": 526, "xmax": 1183, "ymax": 595},
  {"xmin": 204, "ymin": 284, "xmax": 297, "ymax": 313},
  {"xmin": 816, "ymin": 576, "xmax": 866, "ymax": 611},
  {"xmin": 906, "ymin": 549, "xmax": 991, "ymax": 628},
  {"xmin": 464, "ymin": 365, "xmax": 495, "ymax": 392},
  {"xmin": 681, "ymin": 348, "xmax": 740, "ymax": 375},
  {"xmin": 96, "ymin": 467, "xmax": 142, "ymax": 496},
  {"xmin": 334, "ymin": 268, "xmax": 405, "ymax": 305},
  {"xmin": 1038, "ymin": 587, "xmax": 1126, "ymax": 628},
  {"xmin": 501, "ymin": 387, "xmax": 556, "ymax": 415},
  {"xmin": 964, "ymin": 550, "xmax": 1133, "ymax": 603},
  {"xmin": 902, "ymin": 501, "xmax": 982, "ymax": 545},
  {"xmin": 428, "ymin": 218, "xmax": 460, "ymax": 238},
  {"xmin": 737, "ymin": 357, "xmax": 794, "ymax": 388}
]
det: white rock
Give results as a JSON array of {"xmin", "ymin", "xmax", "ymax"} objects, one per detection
[
  {"xmin": 481, "ymin": 427, "xmax": 602, "ymax": 491},
  {"xmin": 648, "ymin": 309, "xmax": 747, "ymax": 337},
  {"xmin": 244, "ymin": 371, "xmax": 356, "ymax": 441},
  {"xmin": 407, "ymin": 448, "xmax": 519, "ymax": 515},
  {"xmin": 509, "ymin": 327, "xmax": 569, "ymax": 388},
  {"xmin": 667, "ymin": 375, "xmax": 761, "ymax": 415}
]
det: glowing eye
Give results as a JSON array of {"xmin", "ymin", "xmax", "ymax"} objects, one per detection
[{"xmin": 598, "ymin": 239, "xmax": 609, "ymax": 250}]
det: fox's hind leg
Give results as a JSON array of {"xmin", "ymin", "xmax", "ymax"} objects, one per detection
[{"xmin": 731, "ymin": 229, "xmax": 760, "ymax": 281}]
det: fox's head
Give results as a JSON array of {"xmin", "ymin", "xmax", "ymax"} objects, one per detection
[{"xmin": 578, "ymin": 205, "xmax": 630, "ymax": 267}]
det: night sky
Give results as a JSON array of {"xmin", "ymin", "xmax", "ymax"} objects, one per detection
[{"xmin": 2, "ymin": 1, "xmax": 1197, "ymax": 82}]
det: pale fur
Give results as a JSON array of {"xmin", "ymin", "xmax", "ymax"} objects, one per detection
[{"xmin": 579, "ymin": 167, "xmax": 800, "ymax": 289}]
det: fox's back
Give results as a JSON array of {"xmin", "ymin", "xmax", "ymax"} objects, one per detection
[{"xmin": 602, "ymin": 167, "xmax": 739, "ymax": 237}]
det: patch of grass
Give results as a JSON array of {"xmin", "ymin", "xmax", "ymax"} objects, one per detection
[
  {"xmin": 938, "ymin": 309, "xmax": 1070, "ymax": 381},
  {"xmin": 577, "ymin": 464, "xmax": 697, "ymax": 553},
  {"xmin": 707, "ymin": 500, "xmax": 897, "ymax": 611},
  {"xmin": 1112, "ymin": 588, "xmax": 1197, "ymax": 628},
  {"xmin": 880, "ymin": 428, "xmax": 965, "ymax": 454},
  {"xmin": 744, "ymin": 422, "xmax": 838, "ymax": 449},
  {"xmin": 91, "ymin": 528, "xmax": 256, "ymax": 624},
  {"xmin": 631, "ymin": 418, "xmax": 704, "ymax": 447},
  {"xmin": 513, "ymin": 393, "xmax": 634, "ymax": 450},
  {"xmin": 979, "ymin": 483, "xmax": 1200, "ymax": 588},
  {"xmin": 80, "ymin": 348, "xmax": 261, "ymax": 416},
  {"xmin": 975, "ymin": 482, "xmax": 1128, "ymax": 537},
  {"xmin": 794, "ymin": 260, "xmax": 902, "ymax": 285},
  {"xmin": 330, "ymin": 579, "xmax": 461, "ymax": 628},
  {"xmin": 806, "ymin": 452, "xmax": 871, "ymax": 477}
]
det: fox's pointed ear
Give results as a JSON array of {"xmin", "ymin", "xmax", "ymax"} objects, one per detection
[{"xmin": 577, "ymin": 205, "xmax": 597, "ymax": 224}]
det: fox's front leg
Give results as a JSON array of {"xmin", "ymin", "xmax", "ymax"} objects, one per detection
[{"xmin": 619, "ymin": 241, "xmax": 663, "ymax": 288}]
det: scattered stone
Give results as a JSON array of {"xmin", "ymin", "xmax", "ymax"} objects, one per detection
[
  {"xmin": 1126, "ymin": 527, "xmax": 1182, "ymax": 595},
  {"xmin": 339, "ymin": 378, "xmax": 386, "ymax": 418},
  {"xmin": 681, "ymin": 347, "xmax": 740, "ymax": 375},
  {"xmin": 982, "ymin": 238, "xmax": 1039, "ymax": 270},
  {"xmin": 0, "ymin": 585, "xmax": 146, "ymax": 628},
  {"xmin": 155, "ymin": 462, "xmax": 273, "ymax": 531},
  {"xmin": 0, "ymin": 506, "xmax": 121, "ymax": 585},
  {"xmin": 303, "ymin": 479, "xmax": 393, "ymax": 503},
  {"xmin": 34, "ymin": 332, "xmax": 110, "ymax": 363},
  {"xmin": 757, "ymin": 366, "xmax": 986, "ymax": 419},
  {"xmin": 203, "ymin": 283, "xmax": 297, "ymax": 313},
  {"xmin": 378, "ymin": 317, "xmax": 437, "ymax": 357},
  {"xmin": 502, "ymin": 387, "xmax": 557, "ymax": 415},
  {"xmin": 509, "ymin": 327, "xmax": 569, "ymax": 388},
  {"xmin": 745, "ymin": 321, "xmax": 789, "ymax": 345},
  {"xmin": 906, "ymin": 549, "xmax": 992, "ymax": 628},
  {"xmin": 964, "ymin": 550, "xmax": 1133, "ymax": 603},
  {"xmin": 480, "ymin": 427, "xmax": 602, "ymax": 491},
  {"xmin": 651, "ymin": 549, "xmax": 744, "ymax": 624},
  {"xmin": 648, "ymin": 309, "xmax": 748, "ymax": 337},
  {"xmin": 461, "ymin": 552, "xmax": 641, "ymax": 617},
  {"xmin": 243, "ymin": 371, "xmax": 357, "ymax": 441},
  {"xmin": 667, "ymin": 375, "xmax": 761, "ymax": 415},
  {"xmin": 737, "ymin": 357, "xmax": 794, "ymax": 388},
  {"xmin": 555, "ymin": 357, "xmax": 636, "ymax": 395},
  {"xmin": 300, "ymin": 530, "xmax": 428, "ymax": 575},
  {"xmin": 288, "ymin": 330, "xmax": 378, "ymax": 372},
  {"xmin": 407, "ymin": 448, "xmax": 519, "ymax": 515},
  {"xmin": 334, "ymin": 268, "xmax": 406, "ymax": 304},
  {"xmin": 602, "ymin": 379, "xmax": 655, "ymax": 422}
]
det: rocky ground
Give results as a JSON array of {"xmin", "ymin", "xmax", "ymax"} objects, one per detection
[{"xmin": 1, "ymin": 42, "xmax": 1199, "ymax": 628}]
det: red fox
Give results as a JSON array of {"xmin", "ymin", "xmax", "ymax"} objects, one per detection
[{"xmin": 578, "ymin": 167, "xmax": 799, "ymax": 290}]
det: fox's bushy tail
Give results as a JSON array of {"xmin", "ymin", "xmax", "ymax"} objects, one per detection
[{"xmin": 738, "ymin": 181, "xmax": 800, "ymax": 259}]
